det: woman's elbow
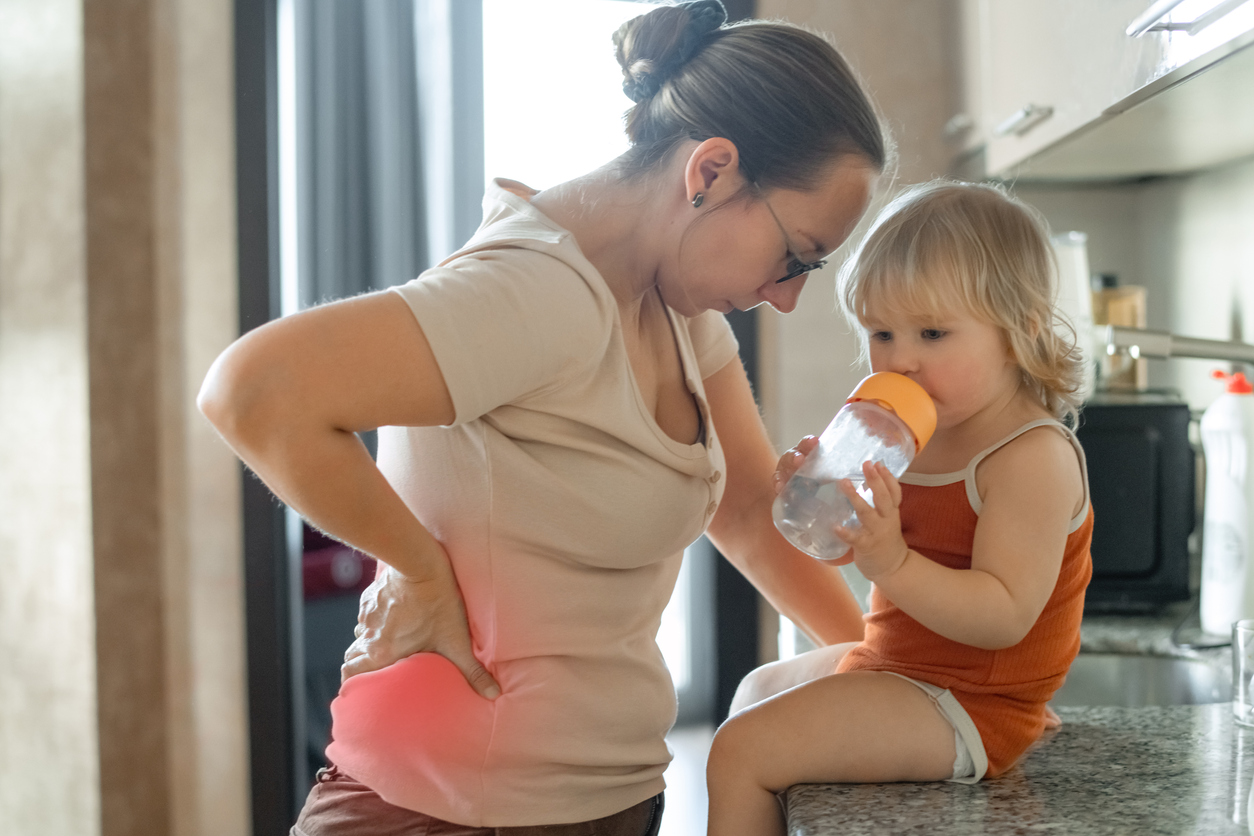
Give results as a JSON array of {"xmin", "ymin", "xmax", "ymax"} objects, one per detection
[
  {"xmin": 197, "ymin": 343, "xmax": 274, "ymax": 447},
  {"xmin": 197, "ymin": 354, "xmax": 231, "ymax": 428}
]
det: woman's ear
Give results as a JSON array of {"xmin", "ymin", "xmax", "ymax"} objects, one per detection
[{"xmin": 683, "ymin": 137, "xmax": 742, "ymax": 206}]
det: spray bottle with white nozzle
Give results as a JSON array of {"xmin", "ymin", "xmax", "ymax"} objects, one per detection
[{"xmin": 1200, "ymin": 370, "xmax": 1254, "ymax": 636}]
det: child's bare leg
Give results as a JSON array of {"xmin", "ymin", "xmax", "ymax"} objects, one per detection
[
  {"xmin": 707, "ymin": 671, "xmax": 957, "ymax": 836},
  {"xmin": 728, "ymin": 641, "xmax": 860, "ymax": 715}
]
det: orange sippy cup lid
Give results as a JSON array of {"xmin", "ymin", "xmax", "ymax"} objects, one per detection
[{"xmin": 846, "ymin": 372, "xmax": 937, "ymax": 452}]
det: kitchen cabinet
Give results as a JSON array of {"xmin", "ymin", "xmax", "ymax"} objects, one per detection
[{"xmin": 956, "ymin": 0, "xmax": 1254, "ymax": 180}]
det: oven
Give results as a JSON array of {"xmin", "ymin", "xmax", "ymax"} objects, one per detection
[{"xmin": 1073, "ymin": 394, "xmax": 1196, "ymax": 613}]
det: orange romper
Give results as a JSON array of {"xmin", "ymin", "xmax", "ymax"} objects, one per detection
[{"xmin": 836, "ymin": 420, "xmax": 1094, "ymax": 777}]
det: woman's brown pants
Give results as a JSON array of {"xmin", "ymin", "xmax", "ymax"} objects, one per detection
[{"xmin": 291, "ymin": 764, "xmax": 665, "ymax": 836}]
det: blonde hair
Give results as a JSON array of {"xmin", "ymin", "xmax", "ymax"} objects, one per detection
[{"xmin": 838, "ymin": 180, "xmax": 1083, "ymax": 425}]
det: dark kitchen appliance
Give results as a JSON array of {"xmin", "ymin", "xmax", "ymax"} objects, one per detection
[{"xmin": 1073, "ymin": 394, "xmax": 1195, "ymax": 613}]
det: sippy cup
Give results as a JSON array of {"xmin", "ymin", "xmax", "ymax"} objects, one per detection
[{"xmin": 772, "ymin": 372, "xmax": 936, "ymax": 561}]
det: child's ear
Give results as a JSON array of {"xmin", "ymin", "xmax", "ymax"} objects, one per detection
[
  {"xmin": 1004, "ymin": 334, "xmax": 1018, "ymax": 363},
  {"xmin": 1025, "ymin": 313, "xmax": 1042, "ymax": 340},
  {"xmin": 1022, "ymin": 314, "xmax": 1045, "ymax": 348},
  {"xmin": 1004, "ymin": 321, "xmax": 1028, "ymax": 362}
]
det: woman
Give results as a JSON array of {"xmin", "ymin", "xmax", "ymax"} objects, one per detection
[{"xmin": 199, "ymin": 2, "xmax": 886, "ymax": 833}]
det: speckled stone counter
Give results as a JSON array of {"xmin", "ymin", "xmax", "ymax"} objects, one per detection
[
  {"xmin": 786, "ymin": 607, "xmax": 1247, "ymax": 835},
  {"xmin": 786, "ymin": 704, "xmax": 1254, "ymax": 835}
]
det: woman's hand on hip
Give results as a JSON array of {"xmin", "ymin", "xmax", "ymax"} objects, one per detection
[{"xmin": 341, "ymin": 560, "xmax": 501, "ymax": 700}]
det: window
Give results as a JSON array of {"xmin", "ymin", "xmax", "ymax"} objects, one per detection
[
  {"xmin": 482, "ymin": 1, "xmax": 705, "ymax": 694},
  {"xmin": 483, "ymin": 0, "xmax": 659, "ymax": 190}
]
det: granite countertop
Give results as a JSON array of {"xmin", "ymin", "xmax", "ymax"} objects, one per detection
[
  {"xmin": 787, "ymin": 704, "xmax": 1254, "ymax": 835},
  {"xmin": 786, "ymin": 604, "xmax": 1249, "ymax": 835}
]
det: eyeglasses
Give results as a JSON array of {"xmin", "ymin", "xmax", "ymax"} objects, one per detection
[{"xmin": 756, "ymin": 187, "xmax": 828, "ymax": 284}]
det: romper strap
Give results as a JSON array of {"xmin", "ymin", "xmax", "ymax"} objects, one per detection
[{"xmin": 964, "ymin": 420, "xmax": 1090, "ymax": 533}]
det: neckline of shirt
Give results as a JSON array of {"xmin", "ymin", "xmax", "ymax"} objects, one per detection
[{"xmin": 487, "ymin": 178, "xmax": 714, "ymax": 462}]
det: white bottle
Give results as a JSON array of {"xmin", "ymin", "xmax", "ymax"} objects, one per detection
[
  {"xmin": 1199, "ymin": 371, "xmax": 1254, "ymax": 636},
  {"xmin": 773, "ymin": 373, "xmax": 936, "ymax": 562},
  {"xmin": 1248, "ymin": 779, "xmax": 1254, "ymax": 836},
  {"xmin": 1050, "ymin": 231, "xmax": 1096, "ymax": 401}
]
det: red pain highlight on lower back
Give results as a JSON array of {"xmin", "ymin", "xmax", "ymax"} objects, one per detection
[{"xmin": 326, "ymin": 653, "xmax": 496, "ymax": 804}]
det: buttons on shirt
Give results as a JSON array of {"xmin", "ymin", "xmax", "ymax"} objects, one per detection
[
  {"xmin": 709, "ymin": 471, "xmax": 722, "ymax": 484},
  {"xmin": 706, "ymin": 501, "xmax": 719, "ymax": 517}
]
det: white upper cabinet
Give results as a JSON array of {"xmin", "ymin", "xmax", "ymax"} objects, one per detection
[{"xmin": 956, "ymin": 0, "xmax": 1254, "ymax": 180}]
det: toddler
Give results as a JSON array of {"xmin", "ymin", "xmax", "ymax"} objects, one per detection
[{"xmin": 705, "ymin": 181, "xmax": 1093, "ymax": 835}]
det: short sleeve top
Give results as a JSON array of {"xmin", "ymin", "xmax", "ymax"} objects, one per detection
[{"xmin": 324, "ymin": 179, "xmax": 740, "ymax": 826}]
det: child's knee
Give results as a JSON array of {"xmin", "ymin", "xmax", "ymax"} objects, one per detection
[
  {"xmin": 706, "ymin": 714, "xmax": 755, "ymax": 786},
  {"xmin": 729, "ymin": 666, "xmax": 768, "ymax": 714},
  {"xmin": 730, "ymin": 662, "xmax": 787, "ymax": 713}
]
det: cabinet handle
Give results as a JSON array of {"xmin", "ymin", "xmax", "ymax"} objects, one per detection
[
  {"xmin": 1127, "ymin": 0, "xmax": 1251, "ymax": 36},
  {"xmin": 1126, "ymin": 0, "xmax": 1189, "ymax": 37},
  {"xmin": 994, "ymin": 104, "xmax": 1054, "ymax": 138},
  {"xmin": 942, "ymin": 113, "xmax": 975, "ymax": 140}
]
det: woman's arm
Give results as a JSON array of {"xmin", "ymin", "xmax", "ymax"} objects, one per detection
[
  {"xmin": 845, "ymin": 428, "xmax": 1083, "ymax": 650},
  {"xmin": 702, "ymin": 358, "xmax": 865, "ymax": 646},
  {"xmin": 198, "ymin": 290, "xmax": 499, "ymax": 695},
  {"xmin": 200, "ymin": 291, "xmax": 452, "ymax": 568}
]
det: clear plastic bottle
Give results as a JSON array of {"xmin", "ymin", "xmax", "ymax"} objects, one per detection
[{"xmin": 773, "ymin": 373, "xmax": 936, "ymax": 562}]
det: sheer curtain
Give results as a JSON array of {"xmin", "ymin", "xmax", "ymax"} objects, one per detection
[{"xmin": 287, "ymin": 0, "xmax": 483, "ymax": 310}]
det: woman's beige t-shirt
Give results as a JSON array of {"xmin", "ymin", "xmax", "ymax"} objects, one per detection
[{"xmin": 325, "ymin": 179, "xmax": 740, "ymax": 826}]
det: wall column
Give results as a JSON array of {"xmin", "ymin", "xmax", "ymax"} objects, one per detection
[
  {"xmin": 0, "ymin": 1, "xmax": 249, "ymax": 833},
  {"xmin": 0, "ymin": 1, "xmax": 98, "ymax": 828}
]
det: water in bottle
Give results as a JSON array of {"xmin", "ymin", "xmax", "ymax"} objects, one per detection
[{"xmin": 773, "ymin": 373, "xmax": 936, "ymax": 561}]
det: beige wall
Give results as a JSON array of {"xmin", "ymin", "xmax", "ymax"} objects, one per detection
[
  {"xmin": 1019, "ymin": 156, "xmax": 1254, "ymax": 412},
  {"xmin": 0, "ymin": 1, "xmax": 98, "ymax": 832},
  {"xmin": 754, "ymin": 1, "xmax": 963, "ymax": 625},
  {"xmin": 0, "ymin": 1, "xmax": 248, "ymax": 833},
  {"xmin": 169, "ymin": 1, "xmax": 252, "ymax": 830}
]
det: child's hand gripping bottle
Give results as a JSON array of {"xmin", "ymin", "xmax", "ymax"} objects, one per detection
[{"xmin": 772, "ymin": 372, "xmax": 936, "ymax": 561}]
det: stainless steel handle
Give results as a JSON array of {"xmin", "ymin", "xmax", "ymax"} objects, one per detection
[
  {"xmin": 1105, "ymin": 325, "xmax": 1254, "ymax": 364},
  {"xmin": 942, "ymin": 113, "xmax": 975, "ymax": 140},
  {"xmin": 1128, "ymin": 0, "xmax": 1253, "ymax": 37},
  {"xmin": 994, "ymin": 104, "xmax": 1054, "ymax": 138}
]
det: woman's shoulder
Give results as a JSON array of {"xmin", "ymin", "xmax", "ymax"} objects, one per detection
[
  {"xmin": 423, "ymin": 189, "xmax": 618, "ymax": 318},
  {"xmin": 406, "ymin": 235, "xmax": 614, "ymax": 327},
  {"xmin": 387, "ymin": 240, "xmax": 618, "ymax": 416}
]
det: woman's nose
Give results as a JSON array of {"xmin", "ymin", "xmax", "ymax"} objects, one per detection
[{"xmin": 760, "ymin": 275, "xmax": 808, "ymax": 314}]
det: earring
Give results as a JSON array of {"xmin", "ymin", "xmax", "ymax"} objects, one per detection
[{"xmin": 691, "ymin": 192, "xmax": 704, "ymax": 208}]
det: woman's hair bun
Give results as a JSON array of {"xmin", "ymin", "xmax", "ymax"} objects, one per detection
[
  {"xmin": 613, "ymin": 5, "xmax": 886, "ymax": 188},
  {"xmin": 615, "ymin": 0, "xmax": 728, "ymax": 104}
]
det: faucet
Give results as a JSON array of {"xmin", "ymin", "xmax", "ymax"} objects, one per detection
[{"xmin": 1103, "ymin": 325, "xmax": 1254, "ymax": 365}]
